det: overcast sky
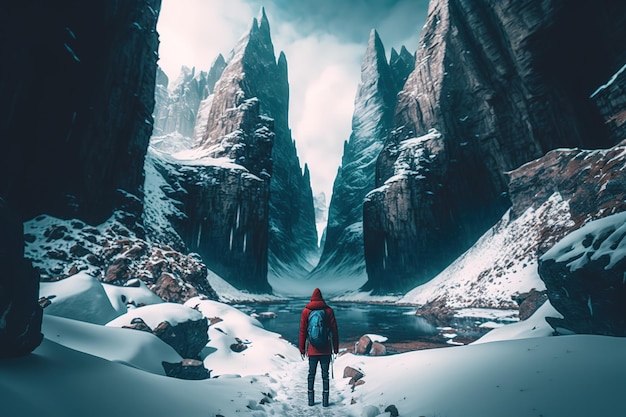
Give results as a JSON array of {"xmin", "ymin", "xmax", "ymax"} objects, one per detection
[{"xmin": 156, "ymin": 0, "xmax": 430, "ymax": 200}]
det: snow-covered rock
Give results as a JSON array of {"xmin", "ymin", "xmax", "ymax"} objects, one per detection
[
  {"xmin": 539, "ymin": 212, "xmax": 626, "ymax": 336},
  {"xmin": 107, "ymin": 303, "xmax": 208, "ymax": 359}
]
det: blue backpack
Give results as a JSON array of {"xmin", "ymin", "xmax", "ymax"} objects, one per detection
[{"xmin": 307, "ymin": 309, "xmax": 330, "ymax": 348}]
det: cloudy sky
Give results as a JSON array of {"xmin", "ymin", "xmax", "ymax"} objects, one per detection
[{"xmin": 157, "ymin": 0, "xmax": 430, "ymax": 200}]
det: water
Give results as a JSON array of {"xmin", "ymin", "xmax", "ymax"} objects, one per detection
[{"xmin": 233, "ymin": 299, "xmax": 438, "ymax": 349}]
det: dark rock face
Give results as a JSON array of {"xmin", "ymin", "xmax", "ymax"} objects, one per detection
[
  {"xmin": 538, "ymin": 212, "xmax": 626, "ymax": 336},
  {"xmin": 312, "ymin": 31, "xmax": 413, "ymax": 279},
  {"xmin": 0, "ymin": 0, "xmax": 161, "ymax": 225},
  {"xmin": 0, "ymin": 199, "xmax": 43, "ymax": 357},
  {"xmin": 197, "ymin": 10, "xmax": 318, "ymax": 278},
  {"xmin": 149, "ymin": 147, "xmax": 273, "ymax": 293},
  {"xmin": 591, "ymin": 64, "xmax": 626, "ymax": 145},
  {"xmin": 362, "ymin": 0, "xmax": 626, "ymax": 293}
]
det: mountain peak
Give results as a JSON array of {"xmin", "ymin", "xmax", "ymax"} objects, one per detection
[
  {"xmin": 367, "ymin": 29, "xmax": 383, "ymax": 50},
  {"xmin": 361, "ymin": 28, "xmax": 390, "ymax": 80},
  {"xmin": 258, "ymin": 7, "xmax": 270, "ymax": 33},
  {"xmin": 390, "ymin": 47, "xmax": 399, "ymax": 62}
]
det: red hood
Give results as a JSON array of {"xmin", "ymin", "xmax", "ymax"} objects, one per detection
[{"xmin": 306, "ymin": 288, "xmax": 327, "ymax": 310}]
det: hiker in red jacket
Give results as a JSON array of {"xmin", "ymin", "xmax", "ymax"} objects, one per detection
[{"xmin": 299, "ymin": 288, "xmax": 339, "ymax": 407}]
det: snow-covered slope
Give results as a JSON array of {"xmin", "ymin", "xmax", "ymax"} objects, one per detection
[
  {"xmin": 5, "ymin": 283, "xmax": 625, "ymax": 416},
  {"xmin": 399, "ymin": 192, "xmax": 571, "ymax": 309}
]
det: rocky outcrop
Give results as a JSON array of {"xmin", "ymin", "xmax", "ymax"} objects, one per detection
[
  {"xmin": 196, "ymin": 9, "xmax": 318, "ymax": 279},
  {"xmin": 507, "ymin": 143, "xmax": 626, "ymax": 255},
  {"xmin": 24, "ymin": 210, "xmax": 219, "ymax": 303},
  {"xmin": 0, "ymin": 0, "xmax": 161, "ymax": 225},
  {"xmin": 122, "ymin": 315, "xmax": 209, "ymax": 359},
  {"xmin": 0, "ymin": 199, "xmax": 43, "ymax": 357},
  {"xmin": 312, "ymin": 31, "xmax": 413, "ymax": 280},
  {"xmin": 400, "ymin": 141, "xmax": 626, "ymax": 313},
  {"xmin": 538, "ymin": 212, "xmax": 626, "ymax": 336},
  {"xmin": 363, "ymin": 0, "xmax": 626, "ymax": 293}
]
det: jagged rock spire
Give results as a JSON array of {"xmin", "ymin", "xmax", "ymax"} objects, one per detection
[
  {"xmin": 389, "ymin": 45, "xmax": 415, "ymax": 90},
  {"xmin": 310, "ymin": 28, "xmax": 400, "ymax": 280},
  {"xmin": 258, "ymin": 7, "xmax": 270, "ymax": 34}
]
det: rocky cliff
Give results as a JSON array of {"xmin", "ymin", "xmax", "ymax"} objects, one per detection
[
  {"xmin": 147, "ymin": 113, "xmax": 274, "ymax": 293},
  {"xmin": 147, "ymin": 10, "xmax": 316, "ymax": 291},
  {"xmin": 196, "ymin": 9, "xmax": 318, "ymax": 280},
  {"xmin": 0, "ymin": 0, "xmax": 161, "ymax": 225},
  {"xmin": 311, "ymin": 31, "xmax": 413, "ymax": 280},
  {"xmin": 363, "ymin": 0, "xmax": 626, "ymax": 293},
  {"xmin": 0, "ymin": 0, "xmax": 162, "ymax": 356}
]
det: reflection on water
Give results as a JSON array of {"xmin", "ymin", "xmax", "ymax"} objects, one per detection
[{"xmin": 233, "ymin": 300, "xmax": 437, "ymax": 347}]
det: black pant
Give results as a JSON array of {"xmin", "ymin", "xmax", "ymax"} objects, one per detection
[{"xmin": 308, "ymin": 355, "xmax": 331, "ymax": 392}]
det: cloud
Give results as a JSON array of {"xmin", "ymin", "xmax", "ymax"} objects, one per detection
[
  {"xmin": 272, "ymin": 28, "xmax": 362, "ymax": 197},
  {"xmin": 156, "ymin": 0, "xmax": 256, "ymax": 80}
]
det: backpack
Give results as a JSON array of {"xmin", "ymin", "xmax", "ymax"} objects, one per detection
[{"xmin": 307, "ymin": 308, "xmax": 330, "ymax": 349}]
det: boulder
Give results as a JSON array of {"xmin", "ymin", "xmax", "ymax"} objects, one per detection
[
  {"xmin": 162, "ymin": 359, "xmax": 211, "ymax": 380},
  {"xmin": 153, "ymin": 273, "xmax": 198, "ymax": 304},
  {"xmin": 343, "ymin": 366, "xmax": 365, "ymax": 388},
  {"xmin": 152, "ymin": 318, "xmax": 209, "ymax": 359},
  {"xmin": 229, "ymin": 337, "xmax": 249, "ymax": 353},
  {"xmin": 513, "ymin": 289, "xmax": 548, "ymax": 321},
  {"xmin": 385, "ymin": 405, "xmax": 400, "ymax": 417},
  {"xmin": 355, "ymin": 335, "xmax": 373, "ymax": 355},
  {"xmin": 538, "ymin": 212, "xmax": 626, "ymax": 336},
  {"xmin": 369, "ymin": 342, "xmax": 387, "ymax": 356}
]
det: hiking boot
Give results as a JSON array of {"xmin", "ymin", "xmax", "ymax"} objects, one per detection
[
  {"xmin": 308, "ymin": 390, "xmax": 314, "ymax": 406},
  {"xmin": 322, "ymin": 391, "xmax": 329, "ymax": 407}
]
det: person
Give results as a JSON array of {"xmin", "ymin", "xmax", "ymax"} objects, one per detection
[{"xmin": 299, "ymin": 288, "xmax": 339, "ymax": 407}]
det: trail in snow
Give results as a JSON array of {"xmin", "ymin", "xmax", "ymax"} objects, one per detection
[{"xmin": 265, "ymin": 358, "xmax": 357, "ymax": 416}]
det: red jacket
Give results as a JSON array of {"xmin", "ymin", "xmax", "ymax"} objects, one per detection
[{"xmin": 299, "ymin": 288, "xmax": 339, "ymax": 356}]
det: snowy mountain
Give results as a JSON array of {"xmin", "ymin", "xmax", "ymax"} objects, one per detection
[
  {"xmin": 194, "ymin": 9, "xmax": 318, "ymax": 282},
  {"xmin": 152, "ymin": 56, "xmax": 226, "ymax": 138},
  {"xmin": 148, "ymin": 9, "xmax": 318, "ymax": 292},
  {"xmin": 309, "ymin": 30, "xmax": 413, "ymax": 284}
]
